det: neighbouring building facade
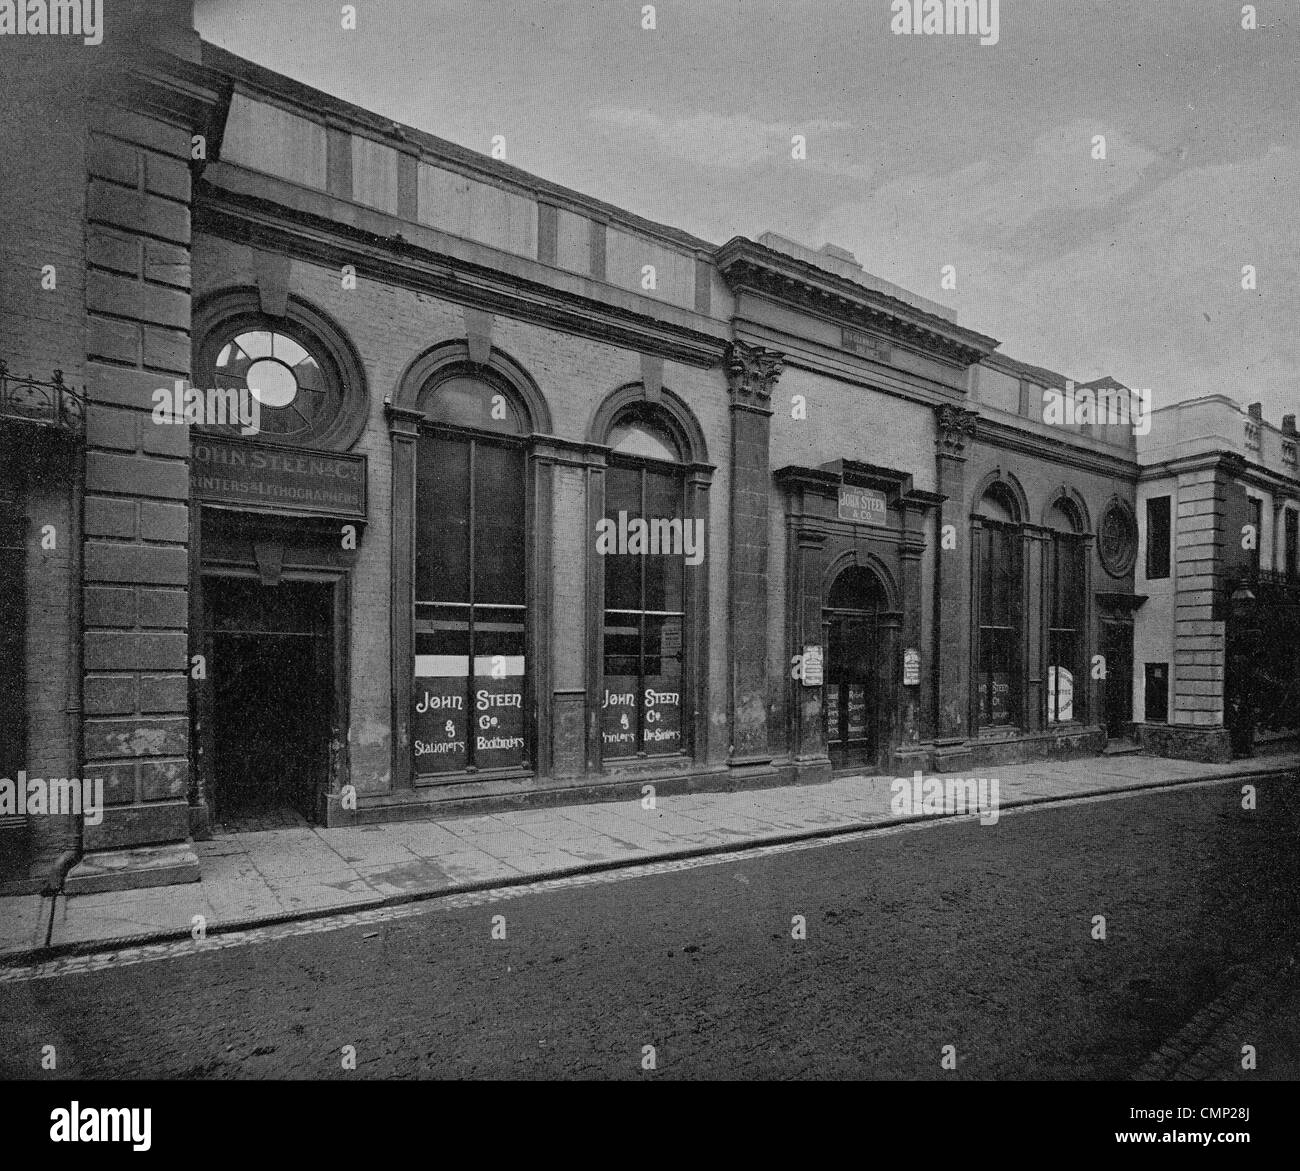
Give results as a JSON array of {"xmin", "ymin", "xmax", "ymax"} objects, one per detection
[
  {"xmin": 1134, "ymin": 397, "xmax": 1300, "ymax": 760},
  {"xmin": 0, "ymin": 2, "xmax": 1190, "ymax": 894}
]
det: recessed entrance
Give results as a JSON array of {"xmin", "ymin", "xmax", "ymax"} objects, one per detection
[
  {"xmin": 1100, "ymin": 618, "xmax": 1134, "ymax": 741},
  {"xmin": 204, "ymin": 577, "xmax": 334, "ymax": 832},
  {"xmin": 823, "ymin": 565, "xmax": 886, "ymax": 771}
]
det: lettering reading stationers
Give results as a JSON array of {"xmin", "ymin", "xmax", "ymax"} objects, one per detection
[
  {"xmin": 838, "ymin": 487, "xmax": 887, "ymax": 526},
  {"xmin": 191, "ymin": 436, "xmax": 366, "ymax": 519}
]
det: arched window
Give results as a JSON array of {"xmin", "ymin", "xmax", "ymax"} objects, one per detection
[
  {"xmin": 974, "ymin": 482, "xmax": 1024, "ymax": 729},
  {"xmin": 599, "ymin": 407, "xmax": 695, "ymax": 759},
  {"xmin": 194, "ymin": 295, "xmax": 367, "ymax": 449},
  {"xmin": 412, "ymin": 370, "xmax": 530, "ymax": 776},
  {"xmin": 1046, "ymin": 498, "xmax": 1087, "ymax": 724}
]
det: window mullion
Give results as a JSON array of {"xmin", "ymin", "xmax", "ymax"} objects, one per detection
[{"xmin": 466, "ymin": 439, "xmax": 477, "ymax": 769}]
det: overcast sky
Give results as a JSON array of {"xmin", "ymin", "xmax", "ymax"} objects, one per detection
[{"xmin": 196, "ymin": 0, "xmax": 1299, "ymax": 425}]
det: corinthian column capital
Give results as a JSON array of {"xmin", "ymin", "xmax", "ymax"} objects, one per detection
[{"xmin": 725, "ymin": 340, "xmax": 785, "ymax": 409}]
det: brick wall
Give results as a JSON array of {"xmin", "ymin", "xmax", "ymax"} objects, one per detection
[{"xmin": 192, "ymin": 232, "xmax": 732, "ymax": 790}]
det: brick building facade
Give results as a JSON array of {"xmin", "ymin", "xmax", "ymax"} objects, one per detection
[{"xmin": 2, "ymin": 4, "xmax": 1174, "ymax": 893}]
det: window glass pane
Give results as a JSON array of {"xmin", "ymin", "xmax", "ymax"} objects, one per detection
[
  {"xmin": 643, "ymin": 467, "xmax": 685, "ymax": 614},
  {"xmin": 417, "ymin": 436, "xmax": 469, "ymax": 602},
  {"xmin": 601, "ymin": 451, "xmax": 691, "ymax": 759},
  {"xmin": 640, "ymin": 615, "xmax": 683, "ymax": 755},
  {"xmin": 413, "ymin": 613, "xmax": 469, "ymax": 775},
  {"xmin": 603, "ymin": 466, "xmax": 642, "ymax": 613},
  {"xmin": 978, "ymin": 487, "xmax": 1016, "ymax": 524},
  {"xmin": 215, "ymin": 342, "xmax": 252, "ymax": 379},
  {"xmin": 473, "ymin": 442, "xmax": 525, "ymax": 605},
  {"xmin": 234, "ymin": 330, "xmax": 273, "ymax": 360},
  {"xmin": 1146, "ymin": 496, "xmax": 1171, "ymax": 578},
  {"xmin": 610, "ymin": 419, "xmax": 680, "ymax": 462},
  {"xmin": 602, "ymin": 604, "xmax": 640, "ymax": 759},
  {"xmin": 471, "ymin": 642, "xmax": 526, "ymax": 770},
  {"xmin": 273, "ymin": 334, "xmax": 309, "ymax": 365},
  {"xmin": 423, "ymin": 376, "xmax": 523, "ymax": 434}
]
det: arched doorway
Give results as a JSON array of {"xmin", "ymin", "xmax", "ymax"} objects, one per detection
[{"xmin": 823, "ymin": 565, "xmax": 887, "ymax": 771}]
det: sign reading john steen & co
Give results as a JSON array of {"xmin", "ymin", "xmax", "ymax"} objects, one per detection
[
  {"xmin": 191, "ymin": 436, "xmax": 367, "ymax": 519},
  {"xmin": 837, "ymin": 486, "xmax": 887, "ymax": 526}
]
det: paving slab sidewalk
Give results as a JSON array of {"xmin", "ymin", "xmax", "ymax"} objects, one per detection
[{"xmin": 1, "ymin": 749, "xmax": 1295, "ymax": 961}]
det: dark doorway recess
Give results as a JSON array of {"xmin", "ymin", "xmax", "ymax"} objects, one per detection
[
  {"xmin": 823, "ymin": 566, "xmax": 886, "ymax": 772},
  {"xmin": 205, "ymin": 577, "xmax": 333, "ymax": 832},
  {"xmin": 1101, "ymin": 619, "xmax": 1134, "ymax": 741}
]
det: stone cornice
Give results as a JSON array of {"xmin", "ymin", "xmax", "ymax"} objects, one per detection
[
  {"xmin": 716, "ymin": 237, "xmax": 999, "ymax": 369},
  {"xmin": 113, "ymin": 51, "xmax": 226, "ymax": 130},
  {"xmin": 196, "ymin": 177, "xmax": 728, "ymax": 369},
  {"xmin": 974, "ymin": 414, "xmax": 1140, "ymax": 480},
  {"xmin": 1139, "ymin": 450, "xmax": 1300, "ymax": 498}
]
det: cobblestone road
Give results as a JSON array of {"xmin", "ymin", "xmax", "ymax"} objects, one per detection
[{"xmin": 2, "ymin": 778, "xmax": 1297, "ymax": 1079}]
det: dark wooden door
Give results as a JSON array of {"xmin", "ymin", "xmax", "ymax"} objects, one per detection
[
  {"xmin": 1101, "ymin": 620, "xmax": 1133, "ymax": 738},
  {"xmin": 207, "ymin": 578, "xmax": 333, "ymax": 825},
  {"xmin": 824, "ymin": 612, "xmax": 877, "ymax": 769}
]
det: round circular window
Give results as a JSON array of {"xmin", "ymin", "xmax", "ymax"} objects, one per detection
[
  {"xmin": 194, "ymin": 296, "xmax": 368, "ymax": 450},
  {"xmin": 1098, "ymin": 499, "xmax": 1138, "ymax": 577}
]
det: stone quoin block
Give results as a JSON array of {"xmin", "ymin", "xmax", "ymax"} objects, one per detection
[
  {"xmin": 86, "ymin": 405, "xmax": 140, "ymax": 452},
  {"xmin": 84, "ymin": 585, "xmax": 138, "ymax": 628},
  {"xmin": 143, "ymin": 152, "xmax": 191, "ymax": 202},
  {"xmin": 86, "ymin": 181, "xmax": 191, "ymax": 246},
  {"xmin": 88, "ymin": 316, "xmax": 142, "ymax": 366},
  {"xmin": 142, "ymin": 326, "xmax": 191, "ymax": 372},
  {"xmin": 138, "ymin": 675, "xmax": 187, "ymax": 713},
  {"xmin": 86, "ymin": 270, "xmax": 190, "ymax": 331},
  {"xmin": 84, "ymin": 496, "xmax": 137, "ymax": 539},
  {"xmin": 85, "ymin": 451, "xmax": 189, "ymax": 500},
  {"xmin": 88, "ymin": 227, "xmax": 142, "ymax": 276},
  {"xmin": 138, "ymin": 501, "xmax": 189, "ymax": 543},
  {"xmin": 86, "ymin": 362, "xmax": 171, "ymax": 410},
  {"xmin": 84, "ymin": 542, "xmax": 189, "ymax": 586},
  {"xmin": 83, "ymin": 716, "xmax": 188, "ymax": 760},
  {"xmin": 140, "ymin": 759, "xmax": 189, "ymax": 802},
  {"xmin": 81, "ymin": 801, "xmax": 192, "ymax": 851},
  {"xmin": 83, "ymin": 675, "xmax": 138, "ymax": 716},
  {"xmin": 138, "ymin": 588, "xmax": 189, "ymax": 629}
]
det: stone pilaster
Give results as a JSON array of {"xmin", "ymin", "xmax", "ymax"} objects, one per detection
[
  {"xmin": 723, "ymin": 340, "xmax": 783, "ymax": 774},
  {"xmin": 932, "ymin": 406, "xmax": 978, "ymax": 759},
  {"xmin": 66, "ymin": 35, "xmax": 221, "ymax": 892}
]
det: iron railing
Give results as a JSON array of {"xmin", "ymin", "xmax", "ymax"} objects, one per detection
[{"xmin": 0, "ymin": 361, "xmax": 86, "ymax": 437}]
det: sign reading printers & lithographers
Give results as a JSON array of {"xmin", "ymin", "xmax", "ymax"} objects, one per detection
[
  {"xmin": 191, "ymin": 436, "xmax": 367, "ymax": 518},
  {"xmin": 838, "ymin": 487, "xmax": 887, "ymax": 526}
]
